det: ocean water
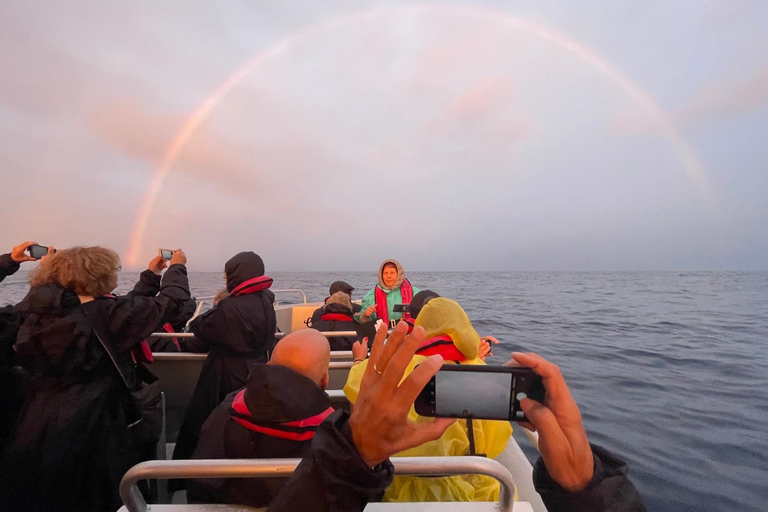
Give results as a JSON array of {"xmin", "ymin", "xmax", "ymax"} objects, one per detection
[{"xmin": 2, "ymin": 270, "xmax": 767, "ymax": 511}]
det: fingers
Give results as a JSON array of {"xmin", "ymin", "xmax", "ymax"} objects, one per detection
[
  {"xmin": 395, "ymin": 353, "xmax": 442, "ymax": 408},
  {"xmin": 519, "ymin": 398, "xmax": 564, "ymax": 443},
  {"xmin": 380, "ymin": 323, "xmax": 425, "ymax": 388},
  {"xmin": 511, "ymin": 352, "xmax": 570, "ymax": 401},
  {"xmin": 363, "ymin": 323, "xmax": 390, "ymax": 382}
]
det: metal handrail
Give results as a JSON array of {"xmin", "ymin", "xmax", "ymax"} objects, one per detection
[
  {"xmin": 150, "ymin": 331, "xmax": 360, "ymax": 339},
  {"xmin": 152, "ymin": 351, "xmax": 354, "ymax": 370},
  {"xmin": 119, "ymin": 456, "xmax": 515, "ymax": 512}
]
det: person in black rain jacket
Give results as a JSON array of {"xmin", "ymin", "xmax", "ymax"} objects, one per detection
[
  {"xmin": 310, "ymin": 291, "xmax": 359, "ymax": 350},
  {"xmin": 309, "ymin": 281, "xmax": 361, "ymax": 324},
  {"xmin": 267, "ymin": 323, "xmax": 645, "ymax": 512},
  {"xmin": 187, "ymin": 329, "xmax": 333, "ymax": 508},
  {"xmin": 171, "ymin": 251, "xmax": 277, "ymax": 477},
  {"xmin": 0, "ymin": 246, "xmax": 190, "ymax": 512}
]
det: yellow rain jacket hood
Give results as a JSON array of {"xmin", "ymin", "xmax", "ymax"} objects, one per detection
[{"xmin": 344, "ymin": 298, "xmax": 513, "ymax": 502}]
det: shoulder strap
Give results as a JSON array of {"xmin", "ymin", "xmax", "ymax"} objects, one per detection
[{"xmin": 82, "ymin": 303, "xmax": 133, "ymax": 389}]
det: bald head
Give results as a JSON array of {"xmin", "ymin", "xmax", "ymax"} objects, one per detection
[{"xmin": 269, "ymin": 329, "xmax": 331, "ymax": 388}]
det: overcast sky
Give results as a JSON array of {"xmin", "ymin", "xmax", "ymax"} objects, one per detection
[{"xmin": 1, "ymin": 0, "xmax": 766, "ymax": 271}]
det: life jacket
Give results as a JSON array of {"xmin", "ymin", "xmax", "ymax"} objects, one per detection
[
  {"xmin": 319, "ymin": 313, "xmax": 355, "ymax": 323},
  {"xmin": 415, "ymin": 335, "xmax": 467, "ymax": 362},
  {"xmin": 230, "ymin": 275, "xmax": 273, "ymax": 296},
  {"xmin": 230, "ymin": 388, "xmax": 333, "ymax": 441},
  {"xmin": 374, "ymin": 278, "xmax": 414, "ymax": 325}
]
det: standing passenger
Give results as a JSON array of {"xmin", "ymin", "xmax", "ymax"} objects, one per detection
[
  {"xmin": 358, "ymin": 259, "xmax": 420, "ymax": 326},
  {"xmin": 0, "ymin": 247, "xmax": 190, "ymax": 512},
  {"xmin": 171, "ymin": 251, "xmax": 277, "ymax": 478}
]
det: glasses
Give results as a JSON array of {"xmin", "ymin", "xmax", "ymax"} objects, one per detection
[{"xmin": 115, "ymin": 266, "xmax": 122, "ymax": 272}]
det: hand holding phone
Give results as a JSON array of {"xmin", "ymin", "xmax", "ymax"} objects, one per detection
[
  {"xmin": 26, "ymin": 244, "xmax": 55, "ymax": 260},
  {"xmin": 393, "ymin": 303, "xmax": 409, "ymax": 313},
  {"xmin": 159, "ymin": 249, "xmax": 174, "ymax": 260},
  {"xmin": 414, "ymin": 365, "xmax": 545, "ymax": 422}
]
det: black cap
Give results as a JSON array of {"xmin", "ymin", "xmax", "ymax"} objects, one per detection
[{"xmin": 329, "ymin": 281, "xmax": 354, "ymax": 295}]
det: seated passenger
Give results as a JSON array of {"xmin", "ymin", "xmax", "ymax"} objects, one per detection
[
  {"xmin": 310, "ymin": 291, "xmax": 359, "ymax": 350},
  {"xmin": 171, "ymin": 251, "xmax": 277, "ymax": 474},
  {"xmin": 359, "ymin": 259, "xmax": 420, "ymax": 326},
  {"xmin": 344, "ymin": 297, "xmax": 512, "ymax": 502},
  {"xmin": 309, "ymin": 281, "xmax": 361, "ymax": 325},
  {"xmin": 187, "ymin": 329, "xmax": 332, "ymax": 508}
]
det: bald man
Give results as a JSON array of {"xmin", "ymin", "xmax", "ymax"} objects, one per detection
[{"xmin": 187, "ymin": 329, "xmax": 334, "ymax": 508}]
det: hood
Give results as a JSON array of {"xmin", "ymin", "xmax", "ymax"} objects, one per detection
[
  {"xmin": 378, "ymin": 259, "xmax": 405, "ymax": 291},
  {"xmin": 239, "ymin": 364, "xmax": 331, "ymax": 423},
  {"xmin": 15, "ymin": 283, "xmax": 80, "ymax": 317},
  {"xmin": 323, "ymin": 302, "xmax": 354, "ymax": 316},
  {"xmin": 414, "ymin": 297, "xmax": 480, "ymax": 360},
  {"xmin": 225, "ymin": 252, "xmax": 265, "ymax": 293}
]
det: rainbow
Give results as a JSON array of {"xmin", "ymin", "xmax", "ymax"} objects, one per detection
[{"xmin": 126, "ymin": 4, "xmax": 708, "ymax": 266}]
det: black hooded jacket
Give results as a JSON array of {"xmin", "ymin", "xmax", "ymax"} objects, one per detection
[
  {"xmin": 0, "ymin": 265, "xmax": 190, "ymax": 512},
  {"xmin": 187, "ymin": 364, "xmax": 332, "ymax": 508},
  {"xmin": 310, "ymin": 303, "xmax": 359, "ymax": 351},
  {"xmin": 172, "ymin": 252, "xmax": 277, "ymax": 472}
]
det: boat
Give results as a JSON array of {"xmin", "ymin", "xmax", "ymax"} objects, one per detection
[{"xmin": 117, "ymin": 290, "xmax": 547, "ymax": 512}]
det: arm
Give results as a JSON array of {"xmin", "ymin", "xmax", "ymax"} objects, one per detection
[
  {"xmin": 128, "ymin": 255, "xmax": 169, "ymax": 297},
  {"xmin": 0, "ymin": 254, "xmax": 20, "ymax": 284},
  {"xmin": 185, "ymin": 307, "xmax": 217, "ymax": 352},
  {"xmin": 267, "ymin": 410, "xmax": 394, "ymax": 512},
  {"xmin": 506, "ymin": 352, "xmax": 646, "ymax": 512},
  {"xmin": 97, "ymin": 264, "xmax": 191, "ymax": 352},
  {"xmin": 128, "ymin": 270, "xmax": 161, "ymax": 297},
  {"xmin": 356, "ymin": 288, "xmax": 377, "ymax": 323},
  {"xmin": 534, "ymin": 444, "xmax": 646, "ymax": 512}
]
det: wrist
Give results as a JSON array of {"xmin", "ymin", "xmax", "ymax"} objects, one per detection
[{"xmin": 348, "ymin": 414, "xmax": 384, "ymax": 468}]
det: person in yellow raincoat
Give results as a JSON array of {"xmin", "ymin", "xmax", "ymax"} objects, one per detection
[{"xmin": 343, "ymin": 297, "xmax": 513, "ymax": 502}]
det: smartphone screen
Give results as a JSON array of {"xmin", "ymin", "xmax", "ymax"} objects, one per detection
[
  {"xmin": 435, "ymin": 370, "xmax": 512, "ymax": 418},
  {"xmin": 159, "ymin": 249, "xmax": 173, "ymax": 260},
  {"xmin": 416, "ymin": 366, "xmax": 544, "ymax": 421}
]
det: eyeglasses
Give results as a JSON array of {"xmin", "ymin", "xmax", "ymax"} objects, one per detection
[{"xmin": 115, "ymin": 266, "xmax": 122, "ymax": 272}]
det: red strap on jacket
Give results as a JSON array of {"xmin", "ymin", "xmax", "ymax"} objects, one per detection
[
  {"xmin": 230, "ymin": 275, "xmax": 273, "ymax": 297},
  {"xmin": 416, "ymin": 335, "xmax": 467, "ymax": 362},
  {"xmin": 230, "ymin": 389, "xmax": 334, "ymax": 441},
  {"xmin": 320, "ymin": 313, "xmax": 355, "ymax": 322}
]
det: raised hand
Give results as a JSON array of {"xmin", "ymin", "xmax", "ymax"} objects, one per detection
[
  {"xmin": 148, "ymin": 255, "xmax": 168, "ymax": 275},
  {"xmin": 505, "ymin": 352, "xmax": 594, "ymax": 491},
  {"xmin": 349, "ymin": 321, "xmax": 455, "ymax": 467},
  {"xmin": 10, "ymin": 241, "xmax": 39, "ymax": 263},
  {"xmin": 169, "ymin": 249, "xmax": 187, "ymax": 266}
]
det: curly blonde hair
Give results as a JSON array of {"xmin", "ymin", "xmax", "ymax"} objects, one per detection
[{"xmin": 29, "ymin": 246, "xmax": 121, "ymax": 296}]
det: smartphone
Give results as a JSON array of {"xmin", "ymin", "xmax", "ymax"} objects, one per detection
[
  {"xmin": 393, "ymin": 303, "xmax": 409, "ymax": 313},
  {"xmin": 26, "ymin": 244, "xmax": 51, "ymax": 260},
  {"xmin": 414, "ymin": 365, "xmax": 545, "ymax": 422},
  {"xmin": 159, "ymin": 249, "xmax": 174, "ymax": 260}
]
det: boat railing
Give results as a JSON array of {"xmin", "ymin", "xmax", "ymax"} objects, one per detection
[{"xmin": 119, "ymin": 456, "xmax": 516, "ymax": 512}]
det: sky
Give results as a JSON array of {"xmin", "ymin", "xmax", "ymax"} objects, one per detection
[{"xmin": 1, "ymin": 0, "xmax": 767, "ymax": 271}]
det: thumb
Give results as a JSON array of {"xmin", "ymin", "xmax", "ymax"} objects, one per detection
[{"xmin": 412, "ymin": 417, "xmax": 456, "ymax": 446}]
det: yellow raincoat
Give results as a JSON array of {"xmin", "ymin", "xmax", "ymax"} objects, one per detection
[{"xmin": 343, "ymin": 298, "xmax": 513, "ymax": 502}]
